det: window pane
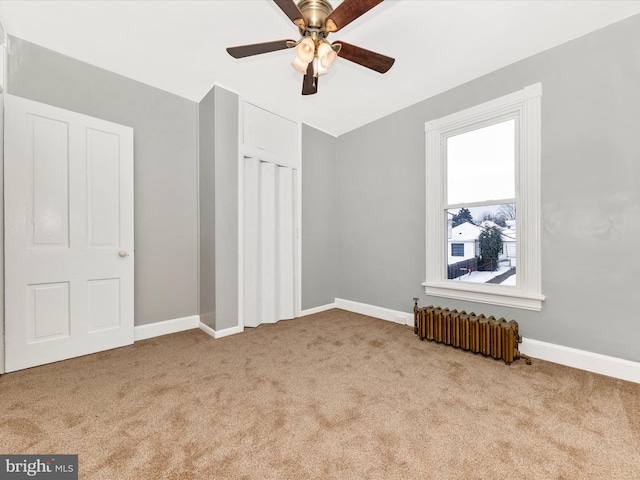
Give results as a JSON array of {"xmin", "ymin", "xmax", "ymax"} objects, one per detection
[
  {"xmin": 451, "ymin": 243, "xmax": 464, "ymax": 256},
  {"xmin": 446, "ymin": 204, "xmax": 516, "ymax": 285},
  {"xmin": 447, "ymin": 119, "xmax": 515, "ymax": 205}
]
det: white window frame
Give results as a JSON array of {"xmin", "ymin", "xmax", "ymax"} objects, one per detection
[{"xmin": 424, "ymin": 83, "xmax": 544, "ymax": 311}]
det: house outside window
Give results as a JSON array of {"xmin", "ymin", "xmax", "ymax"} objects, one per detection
[{"xmin": 424, "ymin": 84, "xmax": 544, "ymax": 310}]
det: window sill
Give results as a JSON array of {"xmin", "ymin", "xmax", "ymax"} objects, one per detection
[{"xmin": 422, "ymin": 282, "xmax": 545, "ymax": 311}]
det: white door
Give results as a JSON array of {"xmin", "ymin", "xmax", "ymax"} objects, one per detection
[
  {"xmin": 4, "ymin": 94, "xmax": 134, "ymax": 372},
  {"xmin": 243, "ymin": 157, "xmax": 296, "ymax": 328},
  {"xmin": 0, "ymin": 92, "xmax": 5, "ymax": 374}
]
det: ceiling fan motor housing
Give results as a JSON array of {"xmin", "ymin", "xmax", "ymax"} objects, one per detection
[{"xmin": 297, "ymin": 0, "xmax": 334, "ymax": 32}]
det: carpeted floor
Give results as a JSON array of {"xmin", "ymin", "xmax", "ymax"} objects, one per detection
[{"xmin": 1, "ymin": 309, "xmax": 639, "ymax": 479}]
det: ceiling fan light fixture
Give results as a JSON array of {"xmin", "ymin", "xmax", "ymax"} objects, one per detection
[
  {"xmin": 227, "ymin": 0, "xmax": 395, "ymax": 95},
  {"xmin": 291, "ymin": 55, "xmax": 310, "ymax": 74},
  {"xmin": 295, "ymin": 37, "xmax": 315, "ymax": 64},
  {"xmin": 317, "ymin": 42, "xmax": 337, "ymax": 69}
]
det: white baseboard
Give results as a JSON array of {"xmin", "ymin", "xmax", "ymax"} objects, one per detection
[
  {"xmin": 199, "ymin": 322, "xmax": 244, "ymax": 339},
  {"xmin": 133, "ymin": 315, "xmax": 245, "ymax": 342},
  {"xmin": 299, "ymin": 302, "xmax": 337, "ymax": 317},
  {"xmin": 130, "ymin": 302, "xmax": 640, "ymax": 385},
  {"xmin": 520, "ymin": 338, "xmax": 640, "ymax": 384},
  {"xmin": 134, "ymin": 315, "xmax": 200, "ymax": 341},
  {"xmin": 198, "ymin": 322, "xmax": 217, "ymax": 338},
  {"xmin": 334, "ymin": 298, "xmax": 413, "ymax": 326},
  {"xmin": 333, "ymin": 298, "xmax": 640, "ymax": 384}
]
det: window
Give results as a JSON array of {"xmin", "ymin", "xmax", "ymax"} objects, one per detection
[
  {"xmin": 424, "ymin": 84, "xmax": 544, "ymax": 310},
  {"xmin": 451, "ymin": 243, "xmax": 464, "ymax": 257}
]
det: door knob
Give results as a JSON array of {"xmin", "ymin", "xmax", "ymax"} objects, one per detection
[{"xmin": 118, "ymin": 250, "xmax": 129, "ymax": 257}]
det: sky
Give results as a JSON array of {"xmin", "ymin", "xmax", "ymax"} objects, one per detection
[{"xmin": 447, "ymin": 119, "xmax": 515, "ymax": 205}]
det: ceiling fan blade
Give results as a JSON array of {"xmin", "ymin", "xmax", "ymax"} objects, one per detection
[
  {"xmin": 302, "ymin": 62, "xmax": 318, "ymax": 95},
  {"xmin": 274, "ymin": 0, "xmax": 307, "ymax": 29},
  {"xmin": 335, "ymin": 41, "xmax": 395, "ymax": 74},
  {"xmin": 226, "ymin": 39, "xmax": 296, "ymax": 59},
  {"xmin": 324, "ymin": 0, "xmax": 383, "ymax": 33}
]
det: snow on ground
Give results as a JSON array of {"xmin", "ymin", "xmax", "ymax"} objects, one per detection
[
  {"xmin": 500, "ymin": 275, "xmax": 516, "ymax": 286},
  {"xmin": 452, "ymin": 265, "xmax": 514, "ymax": 285}
]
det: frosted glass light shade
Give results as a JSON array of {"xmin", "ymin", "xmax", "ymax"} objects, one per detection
[
  {"xmin": 317, "ymin": 42, "xmax": 337, "ymax": 68},
  {"xmin": 296, "ymin": 37, "xmax": 315, "ymax": 64},
  {"xmin": 291, "ymin": 56, "xmax": 309, "ymax": 73}
]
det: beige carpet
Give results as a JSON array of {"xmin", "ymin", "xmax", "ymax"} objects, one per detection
[{"xmin": 1, "ymin": 309, "xmax": 639, "ymax": 479}]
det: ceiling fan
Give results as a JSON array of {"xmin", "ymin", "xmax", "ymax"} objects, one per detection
[{"xmin": 226, "ymin": 0, "xmax": 395, "ymax": 95}]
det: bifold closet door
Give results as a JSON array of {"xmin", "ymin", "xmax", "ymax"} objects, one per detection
[
  {"xmin": 276, "ymin": 166, "xmax": 295, "ymax": 321},
  {"xmin": 244, "ymin": 157, "xmax": 260, "ymax": 328},
  {"xmin": 243, "ymin": 157, "xmax": 296, "ymax": 328}
]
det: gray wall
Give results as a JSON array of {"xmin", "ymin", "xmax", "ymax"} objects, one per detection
[
  {"xmin": 198, "ymin": 87, "xmax": 216, "ymax": 329},
  {"xmin": 301, "ymin": 124, "xmax": 338, "ymax": 310},
  {"xmin": 199, "ymin": 85, "xmax": 241, "ymax": 332},
  {"xmin": 211, "ymin": 86, "xmax": 239, "ymax": 331},
  {"xmin": 335, "ymin": 14, "xmax": 640, "ymax": 362},
  {"xmin": 7, "ymin": 37, "xmax": 199, "ymax": 326}
]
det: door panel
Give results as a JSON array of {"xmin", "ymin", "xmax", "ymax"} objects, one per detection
[
  {"xmin": 243, "ymin": 157, "xmax": 260, "ymax": 328},
  {"xmin": 87, "ymin": 278, "xmax": 121, "ymax": 332},
  {"xmin": 259, "ymin": 161, "xmax": 277, "ymax": 326},
  {"xmin": 87, "ymin": 128, "xmax": 121, "ymax": 247},
  {"xmin": 276, "ymin": 166, "xmax": 295, "ymax": 320},
  {"xmin": 29, "ymin": 115, "xmax": 70, "ymax": 247},
  {"xmin": 28, "ymin": 282, "xmax": 70, "ymax": 341},
  {"xmin": 4, "ymin": 94, "xmax": 134, "ymax": 372}
]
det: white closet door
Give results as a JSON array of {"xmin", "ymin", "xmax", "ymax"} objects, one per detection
[
  {"xmin": 243, "ymin": 157, "xmax": 296, "ymax": 328},
  {"xmin": 276, "ymin": 166, "xmax": 295, "ymax": 320},
  {"xmin": 243, "ymin": 157, "xmax": 260, "ymax": 328},
  {"xmin": 258, "ymin": 161, "xmax": 277, "ymax": 325}
]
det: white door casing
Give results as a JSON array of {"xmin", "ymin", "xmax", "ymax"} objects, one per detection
[{"xmin": 4, "ymin": 94, "xmax": 134, "ymax": 372}]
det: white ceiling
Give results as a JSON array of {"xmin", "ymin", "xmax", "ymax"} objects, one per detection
[{"xmin": 1, "ymin": 1, "xmax": 639, "ymax": 136}]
